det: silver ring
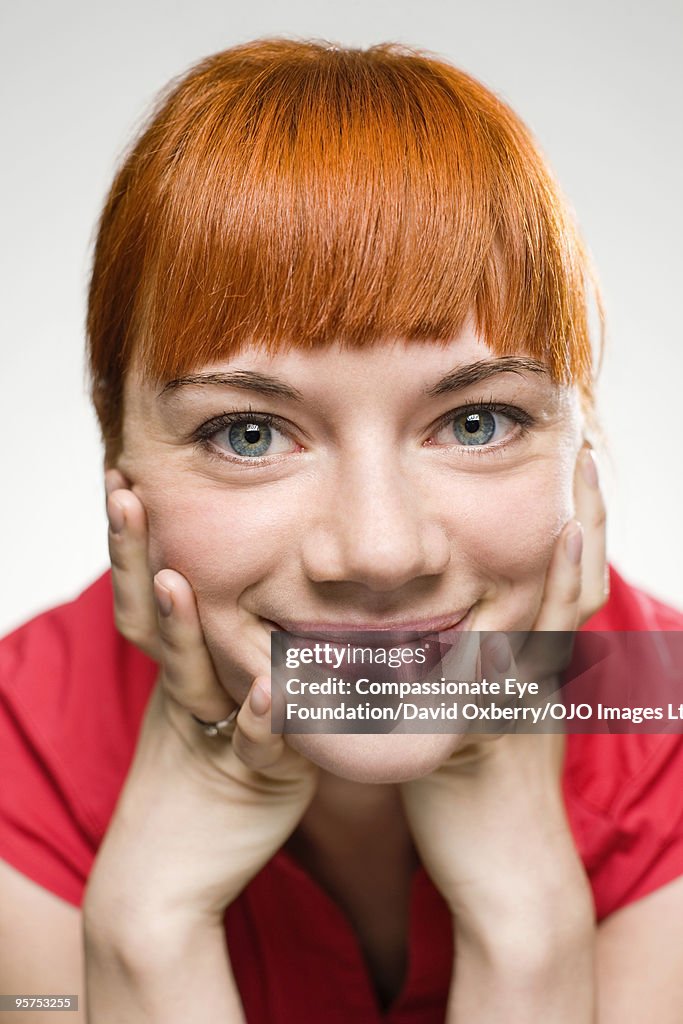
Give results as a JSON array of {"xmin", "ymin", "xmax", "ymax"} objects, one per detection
[{"xmin": 191, "ymin": 707, "xmax": 239, "ymax": 737}]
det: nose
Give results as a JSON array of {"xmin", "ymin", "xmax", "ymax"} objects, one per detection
[{"xmin": 301, "ymin": 453, "xmax": 451, "ymax": 591}]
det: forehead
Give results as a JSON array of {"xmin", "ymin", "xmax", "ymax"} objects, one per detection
[
  {"xmin": 129, "ymin": 326, "xmax": 557, "ymax": 403},
  {"xmin": 120, "ymin": 335, "xmax": 577, "ymax": 442},
  {"xmin": 164, "ymin": 332, "xmax": 492, "ymax": 390}
]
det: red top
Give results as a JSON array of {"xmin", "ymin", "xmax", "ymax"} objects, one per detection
[{"xmin": 1, "ymin": 566, "xmax": 683, "ymax": 1022}]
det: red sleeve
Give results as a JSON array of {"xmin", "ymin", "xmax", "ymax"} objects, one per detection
[
  {"xmin": 0, "ymin": 611, "xmax": 97, "ymax": 906},
  {"xmin": 615, "ymin": 735, "xmax": 683, "ymax": 909},
  {"xmin": 565, "ymin": 733, "xmax": 683, "ymax": 921},
  {"xmin": 0, "ymin": 573, "xmax": 156, "ymax": 908},
  {"xmin": 566, "ymin": 568, "xmax": 683, "ymax": 920}
]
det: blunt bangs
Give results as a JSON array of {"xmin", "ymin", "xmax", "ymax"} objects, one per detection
[{"xmin": 86, "ymin": 38, "xmax": 603, "ymax": 460}]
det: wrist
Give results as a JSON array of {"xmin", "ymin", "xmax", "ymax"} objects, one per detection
[
  {"xmin": 83, "ymin": 894, "xmax": 227, "ymax": 970},
  {"xmin": 449, "ymin": 895, "xmax": 596, "ymax": 1024},
  {"xmin": 449, "ymin": 854, "xmax": 595, "ymax": 953},
  {"xmin": 453, "ymin": 885, "xmax": 595, "ymax": 972},
  {"xmin": 85, "ymin": 913, "xmax": 245, "ymax": 1024},
  {"xmin": 83, "ymin": 849, "xmax": 242, "ymax": 948},
  {"xmin": 438, "ymin": 772, "xmax": 593, "ymax": 924}
]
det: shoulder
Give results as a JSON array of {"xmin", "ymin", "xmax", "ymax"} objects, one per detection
[
  {"xmin": 0, "ymin": 571, "xmax": 157, "ymax": 905},
  {"xmin": 564, "ymin": 564, "xmax": 683, "ymax": 919},
  {"xmin": 584, "ymin": 564, "xmax": 683, "ymax": 632},
  {"xmin": 0, "ymin": 570, "xmax": 157, "ymax": 780}
]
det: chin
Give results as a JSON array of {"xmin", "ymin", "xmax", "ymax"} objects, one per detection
[{"xmin": 284, "ymin": 731, "xmax": 467, "ymax": 783}]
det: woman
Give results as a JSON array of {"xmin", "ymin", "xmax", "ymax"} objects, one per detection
[{"xmin": 2, "ymin": 38, "xmax": 683, "ymax": 1023}]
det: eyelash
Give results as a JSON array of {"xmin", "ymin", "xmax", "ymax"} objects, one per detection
[
  {"xmin": 190, "ymin": 399, "xmax": 536, "ymax": 466},
  {"xmin": 429, "ymin": 399, "xmax": 535, "ymax": 458},
  {"xmin": 191, "ymin": 407, "xmax": 294, "ymax": 469}
]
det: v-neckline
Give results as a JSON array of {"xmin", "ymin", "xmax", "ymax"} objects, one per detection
[{"xmin": 266, "ymin": 845, "xmax": 454, "ymax": 1020}]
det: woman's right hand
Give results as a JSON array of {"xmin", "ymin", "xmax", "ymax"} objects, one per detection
[{"xmin": 83, "ymin": 469, "xmax": 318, "ymax": 939}]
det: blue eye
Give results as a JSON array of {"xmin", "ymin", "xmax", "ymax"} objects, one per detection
[
  {"xmin": 228, "ymin": 421, "xmax": 273, "ymax": 457},
  {"xmin": 194, "ymin": 412, "xmax": 297, "ymax": 461},
  {"xmin": 431, "ymin": 403, "xmax": 532, "ymax": 451},
  {"xmin": 452, "ymin": 410, "xmax": 496, "ymax": 446}
]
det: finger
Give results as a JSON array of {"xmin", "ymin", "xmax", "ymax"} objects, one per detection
[
  {"xmin": 231, "ymin": 677, "xmax": 310, "ymax": 779},
  {"xmin": 472, "ymin": 632, "xmax": 519, "ymax": 738},
  {"xmin": 490, "ymin": 635, "xmax": 560, "ymax": 706},
  {"xmin": 154, "ymin": 569, "xmax": 238, "ymax": 723},
  {"xmin": 574, "ymin": 444, "xmax": 609, "ymax": 624},
  {"xmin": 532, "ymin": 519, "xmax": 583, "ymax": 633},
  {"xmin": 480, "ymin": 634, "xmax": 564, "ymax": 740},
  {"xmin": 104, "ymin": 467, "xmax": 129, "ymax": 501},
  {"xmin": 106, "ymin": 483, "xmax": 160, "ymax": 660},
  {"xmin": 521, "ymin": 519, "xmax": 582, "ymax": 690},
  {"xmin": 480, "ymin": 631, "xmax": 515, "ymax": 680},
  {"xmin": 230, "ymin": 677, "xmax": 283, "ymax": 767},
  {"xmin": 482, "ymin": 630, "xmax": 521, "ymax": 700}
]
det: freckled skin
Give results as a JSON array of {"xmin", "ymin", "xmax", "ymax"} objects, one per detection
[{"xmin": 118, "ymin": 326, "xmax": 583, "ymax": 782}]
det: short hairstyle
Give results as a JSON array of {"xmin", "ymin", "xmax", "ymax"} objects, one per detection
[{"xmin": 86, "ymin": 37, "xmax": 603, "ymax": 464}]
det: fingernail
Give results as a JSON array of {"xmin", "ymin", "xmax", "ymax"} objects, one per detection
[
  {"xmin": 153, "ymin": 578, "xmax": 173, "ymax": 616},
  {"xmin": 249, "ymin": 681, "xmax": 270, "ymax": 716},
  {"xmin": 485, "ymin": 633, "xmax": 511, "ymax": 674},
  {"xmin": 566, "ymin": 522, "xmax": 584, "ymax": 564},
  {"xmin": 581, "ymin": 448, "xmax": 599, "ymax": 489},
  {"xmin": 107, "ymin": 496, "xmax": 125, "ymax": 534}
]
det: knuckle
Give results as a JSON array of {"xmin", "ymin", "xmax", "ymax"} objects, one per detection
[
  {"xmin": 584, "ymin": 586, "xmax": 609, "ymax": 619},
  {"xmin": 591, "ymin": 504, "xmax": 607, "ymax": 530},
  {"xmin": 113, "ymin": 608, "xmax": 141, "ymax": 641},
  {"xmin": 107, "ymin": 535, "xmax": 128, "ymax": 570},
  {"xmin": 156, "ymin": 615, "xmax": 199, "ymax": 656},
  {"xmin": 231, "ymin": 730, "xmax": 260, "ymax": 766},
  {"xmin": 564, "ymin": 576, "xmax": 582, "ymax": 605},
  {"xmin": 234, "ymin": 714, "xmax": 263, "ymax": 747},
  {"xmin": 157, "ymin": 624, "xmax": 184, "ymax": 655},
  {"xmin": 161, "ymin": 671, "xmax": 206, "ymax": 707},
  {"xmin": 114, "ymin": 610, "xmax": 158, "ymax": 657}
]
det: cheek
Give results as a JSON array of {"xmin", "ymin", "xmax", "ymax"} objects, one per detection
[
  {"xmin": 443, "ymin": 453, "xmax": 575, "ymax": 627},
  {"xmin": 135, "ymin": 477, "xmax": 296, "ymax": 698},
  {"xmin": 464, "ymin": 466, "xmax": 571, "ymax": 577},
  {"xmin": 136, "ymin": 478, "xmax": 293, "ymax": 597}
]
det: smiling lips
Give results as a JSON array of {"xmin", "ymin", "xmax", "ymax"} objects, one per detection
[
  {"xmin": 262, "ymin": 611, "xmax": 476, "ymax": 695},
  {"xmin": 268, "ymin": 608, "xmax": 478, "ymax": 723},
  {"xmin": 263, "ymin": 608, "xmax": 474, "ymax": 644}
]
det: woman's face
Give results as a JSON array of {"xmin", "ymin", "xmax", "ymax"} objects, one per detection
[{"xmin": 117, "ymin": 320, "xmax": 583, "ymax": 782}]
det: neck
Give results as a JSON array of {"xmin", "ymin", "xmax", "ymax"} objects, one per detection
[
  {"xmin": 285, "ymin": 769, "xmax": 417, "ymax": 867},
  {"xmin": 284, "ymin": 770, "xmax": 420, "ymax": 1012}
]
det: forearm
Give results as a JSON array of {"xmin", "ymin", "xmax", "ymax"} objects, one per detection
[
  {"xmin": 447, "ymin": 898, "xmax": 596, "ymax": 1023},
  {"xmin": 84, "ymin": 915, "xmax": 246, "ymax": 1023}
]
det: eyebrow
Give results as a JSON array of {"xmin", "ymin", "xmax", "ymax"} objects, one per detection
[
  {"xmin": 158, "ymin": 370, "xmax": 304, "ymax": 403},
  {"xmin": 158, "ymin": 356, "xmax": 549, "ymax": 404},
  {"xmin": 425, "ymin": 357, "xmax": 549, "ymax": 397}
]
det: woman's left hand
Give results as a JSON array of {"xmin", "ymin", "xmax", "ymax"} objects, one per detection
[{"xmin": 399, "ymin": 443, "xmax": 607, "ymax": 974}]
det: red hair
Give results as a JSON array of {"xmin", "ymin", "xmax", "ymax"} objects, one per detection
[{"xmin": 86, "ymin": 37, "xmax": 603, "ymax": 463}]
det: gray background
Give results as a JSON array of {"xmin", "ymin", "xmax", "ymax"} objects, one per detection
[{"xmin": 1, "ymin": 0, "xmax": 681, "ymax": 635}]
